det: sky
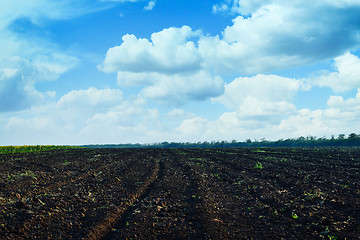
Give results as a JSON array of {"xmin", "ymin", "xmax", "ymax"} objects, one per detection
[{"xmin": 1, "ymin": 0, "xmax": 360, "ymax": 145}]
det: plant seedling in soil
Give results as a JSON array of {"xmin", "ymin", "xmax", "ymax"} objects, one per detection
[
  {"xmin": 254, "ymin": 162, "xmax": 263, "ymax": 169},
  {"xmin": 304, "ymin": 189, "xmax": 324, "ymax": 200},
  {"xmin": 19, "ymin": 170, "xmax": 37, "ymax": 180},
  {"xmin": 292, "ymin": 212, "xmax": 298, "ymax": 219},
  {"xmin": 192, "ymin": 195, "xmax": 201, "ymax": 199}
]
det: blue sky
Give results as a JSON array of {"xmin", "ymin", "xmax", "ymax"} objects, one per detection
[{"xmin": 1, "ymin": 0, "xmax": 360, "ymax": 145}]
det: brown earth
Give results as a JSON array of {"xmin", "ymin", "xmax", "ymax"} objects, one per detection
[{"xmin": 0, "ymin": 147, "xmax": 359, "ymax": 239}]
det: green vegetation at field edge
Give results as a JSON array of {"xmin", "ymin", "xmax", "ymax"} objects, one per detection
[{"xmin": 0, "ymin": 145, "xmax": 83, "ymax": 154}]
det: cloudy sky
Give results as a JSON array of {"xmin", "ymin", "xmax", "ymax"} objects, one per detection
[{"xmin": 1, "ymin": 0, "xmax": 360, "ymax": 145}]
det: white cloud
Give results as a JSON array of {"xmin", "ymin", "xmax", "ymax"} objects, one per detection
[
  {"xmin": 116, "ymin": 71, "xmax": 155, "ymax": 86},
  {"xmin": 102, "ymin": 26, "xmax": 225, "ymax": 106},
  {"xmin": 206, "ymin": 1, "xmax": 360, "ymax": 74},
  {"xmin": 32, "ymin": 54, "xmax": 79, "ymax": 81},
  {"xmin": 236, "ymin": 96, "xmax": 296, "ymax": 119},
  {"xmin": 324, "ymin": 0, "xmax": 360, "ymax": 8},
  {"xmin": 144, "ymin": 1, "xmax": 156, "ymax": 11},
  {"xmin": 215, "ymin": 74, "xmax": 303, "ymax": 109},
  {"xmin": 314, "ymin": 52, "xmax": 360, "ymax": 92},
  {"xmin": 1, "ymin": 87, "xmax": 160, "ymax": 145},
  {"xmin": 172, "ymin": 89, "xmax": 360, "ymax": 142},
  {"xmin": 213, "ymin": 0, "xmax": 360, "ymax": 15},
  {"xmin": 0, "ymin": 0, "xmax": 92, "ymax": 28},
  {"xmin": 56, "ymin": 88, "xmax": 123, "ymax": 125},
  {"xmin": 0, "ymin": 0, "xmax": 87, "ymax": 112},
  {"xmin": 0, "ymin": 54, "xmax": 78, "ymax": 112},
  {"xmin": 101, "ymin": 2, "xmax": 360, "ymax": 110},
  {"xmin": 212, "ymin": 0, "xmax": 265, "ymax": 15},
  {"xmin": 273, "ymin": 92, "xmax": 360, "ymax": 138},
  {"xmin": 327, "ymin": 90, "xmax": 360, "ymax": 113},
  {"xmin": 0, "ymin": 68, "xmax": 43, "ymax": 112},
  {"xmin": 101, "ymin": 26, "xmax": 202, "ymax": 74},
  {"xmin": 57, "ymin": 87, "xmax": 123, "ymax": 109},
  {"xmin": 139, "ymin": 71, "xmax": 224, "ymax": 105},
  {"xmin": 116, "ymin": 70, "xmax": 225, "ymax": 105},
  {"xmin": 2, "ymin": 85, "xmax": 360, "ymax": 145},
  {"xmin": 103, "ymin": 2, "xmax": 360, "ymax": 77},
  {"xmin": 176, "ymin": 117, "xmax": 209, "ymax": 138}
]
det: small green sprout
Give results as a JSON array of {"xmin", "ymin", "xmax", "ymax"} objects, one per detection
[
  {"xmin": 304, "ymin": 189, "xmax": 324, "ymax": 200},
  {"xmin": 291, "ymin": 212, "xmax": 298, "ymax": 219},
  {"xmin": 254, "ymin": 162, "xmax": 263, "ymax": 169}
]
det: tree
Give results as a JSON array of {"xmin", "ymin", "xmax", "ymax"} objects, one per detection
[
  {"xmin": 338, "ymin": 134, "xmax": 345, "ymax": 140},
  {"xmin": 348, "ymin": 133, "xmax": 359, "ymax": 140}
]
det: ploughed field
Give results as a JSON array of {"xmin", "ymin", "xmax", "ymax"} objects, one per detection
[{"xmin": 0, "ymin": 148, "xmax": 359, "ymax": 240}]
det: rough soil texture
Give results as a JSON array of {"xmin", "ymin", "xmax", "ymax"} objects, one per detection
[{"xmin": 0, "ymin": 148, "xmax": 359, "ymax": 239}]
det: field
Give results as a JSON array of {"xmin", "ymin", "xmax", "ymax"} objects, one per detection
[{"xmin": 0, "ymin": 147, "xmax": 359, "ymax": 239}]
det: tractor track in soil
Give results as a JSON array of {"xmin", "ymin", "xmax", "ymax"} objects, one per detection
[
  {"xmin": 0, "ymin": 147, "xmax": 359, "ymax": 239},
  {"xmin": 103, "ymin": 150, "xmax": 209, "ymax": 239}
]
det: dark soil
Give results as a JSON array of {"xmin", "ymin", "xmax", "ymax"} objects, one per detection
[{"xmin": 0, "ymin": 148, "xmax": 359, "ymax": 239}]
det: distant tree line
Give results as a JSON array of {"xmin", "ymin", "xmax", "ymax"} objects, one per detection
[{"xmin": 82, "ymin": 133, "xmax": 360, "ymax": 148}]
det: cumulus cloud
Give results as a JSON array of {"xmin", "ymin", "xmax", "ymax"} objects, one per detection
[
  {"xmin": 176, "ymin": 117, "xmax": 209, "ymax": 138},
  {"xmin": 2, "ymin": 87, "xmax": 135, "ymax": 144},
  {"xmin": 56, "ymin": 87, "xmax": 123, "ymax": 125},
  {"xmin": 101, "ymin": 26, "xmax": 202, "ymax": 74},
  {"xmin": 204, "ymin": 1, "xmax": 360, "ymax": 74},
  {"xmin": 273, "ymin": 98, "xmax": 360, "ymax": 139},
  {"xmin": 103, "ymin": 1, "xmax": 360, "ymax": 77},
  {"xmin": 1, "ymin": 87, "xmax": 172, "ymax": 145},
  {"xmin": 57, "ymin": 87, "xmax": 123, "ymax": 109},
  {"xmin": 2, "ymin": 85, "xmax": 360, "ymax": 145},
  {"xmin": 215, "ymin": 74, "xmax": 303, "ymax": 109},
  {"xmin": 138, "ymin": 71, "xmax": 224, "ymax": 105},
  {"xmin": 235, "ymin": 96, "xmax": 296, "ymax": 119},
  {"xmin": 101, "ymin": 26, "xmax": 226, "ymax": 105},
  {"xmin": 116, "ymin": 71, "xmax": 224, "ymax": 105},
  {"xmin": 314, "ymin": 52, "xmax": 360, "ymax": 92},
  {"xmin": 172, "ymin": 89, "xmax": 360, "ymax": 142},
  {"xmin": 169, "ymin": 73, "xmax": 306, "ymax": 141},
  {"xmin": 327, "ymin": 90, "xmax": 360, "ymax": 114},
  {"xmin": 100, "ymin": 1, "xmax": 360, "ymax": 110}
]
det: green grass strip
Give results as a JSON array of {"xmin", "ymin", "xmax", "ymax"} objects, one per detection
[{"xmin": 0, "ymin": 145, "xmax": 82, "ymax": 154}]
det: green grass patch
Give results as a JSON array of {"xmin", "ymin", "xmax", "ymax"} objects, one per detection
[{"xmin": 0, "ymin": 145, "xmax": 82, "ymax": 154}]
